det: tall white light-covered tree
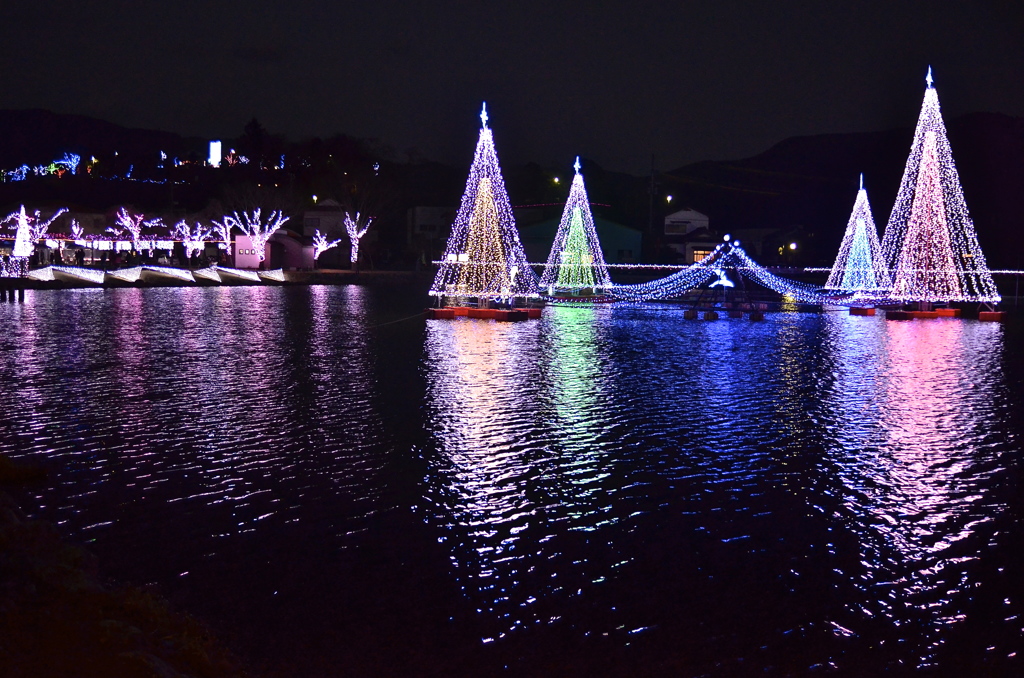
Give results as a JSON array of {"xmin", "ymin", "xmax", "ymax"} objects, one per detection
[
  {"xmin": 3, "ymin": 206, "xmax": 69, "ymax": 257},
  {"xmin": 880, "ymin": 68, "xmax": 999, "ymax": 303},
  {"xmin": 173, "ymin": 221, "xmax": 211, "ymax": 261},
  {"xmin": 212, "ymin": 209, "xmax": 289, "ymax": 263},
  {"xmin": 825, "ymin": 175, "xmax": 889, "ymax": 296},
  {"xmin": 430, "ymin": 103, "xmax": 538, "ymax": 300},
  {"xmin": 344, "ymin": 212, "xmax": 373, "ymax": 270},
  {"xmin": 212, "ymin": 219, "xmax": 232, "ymax": 254},
  {"xmin": 539, "ymin": 158, "xmax": 612, "ymax": 293},
  {"xmin": 108, "ymin": 207, "xmax": 162, "ymax": 251}
]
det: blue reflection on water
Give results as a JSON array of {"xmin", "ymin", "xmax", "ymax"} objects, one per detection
[
  {"xmin": 1, "ymin": 289, "xmax": 1020, "ymax": 675},
  {"xmin": 422, "ymin": 306, "xmax": 1021, "ymax": 671}
]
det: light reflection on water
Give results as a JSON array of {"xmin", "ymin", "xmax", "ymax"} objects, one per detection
[
  {"xmin": 0, "ymin": 289, "xmax": 1020, "ymax": 675},
  {"xmin": 423, "ymin": 307, "xmax": 1021, "ymax": 672},
  {"xmin": 818, "ymin": 315, "xmax": 1017, "ymax": 666}
]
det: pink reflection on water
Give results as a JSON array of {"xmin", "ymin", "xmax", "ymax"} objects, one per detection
[{"xmin": 823, "ymin": 314, "xmax": 1007, "ymax": 662}]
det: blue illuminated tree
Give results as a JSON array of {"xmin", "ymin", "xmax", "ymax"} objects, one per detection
[{"xmin": 825, "ymin": 175, "xmax": 889, "ymax": 295}]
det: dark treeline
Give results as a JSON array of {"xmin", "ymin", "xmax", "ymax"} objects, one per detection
[{"xmin": 1, "ymin": 110, "xmax": 1021, "ymax": 268}]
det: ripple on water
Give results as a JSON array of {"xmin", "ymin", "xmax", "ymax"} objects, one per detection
[{"xmin": 1, "ymin": 291, "xmax": 1021, "ymax": 675}]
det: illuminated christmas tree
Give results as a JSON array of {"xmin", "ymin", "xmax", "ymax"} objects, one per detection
[
  {"xmin": 430, "ymin": 104, "xmax": 538, "ymax": 300},
  {"xmin": 457, "ymin": 177, "xmax": 512, "ymax": 294},
  {"xmin": 12, "ymin": 206, "xmax": 35, "ymax": 258},
  {"xmin": 881, "ymin": 68, "xmax": 1000, "ymax": 303},
  {"xmin": 539, "ymin": 158, "xmax": 611, "ymax": 293},
  {"xmin": 825, "ymin": 175, "xmax": 889, "ymax": 295}
]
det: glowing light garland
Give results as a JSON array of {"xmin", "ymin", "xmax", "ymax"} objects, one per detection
[
  {"xmin": 0, "ymin": 257, "xmax": 27, "ymax": 278},
  {"xmin": 258, "ymin": 269, "xmax": 286, "ymax": 282},
  {"xmin": 539, "ymin": 158, "xmax": 611, "ymax": 293},
  {"xmin": 343, "ymin": 212, "xmax": 373, "ymax": 263},
  {"xmin": 193, "ymin": 267, "xmax": 222, "ymax": 282},
  {"xmin": 607, "ymin": 241, "xmax": 831, "ymax": 303},
  {"xmin": 430, "ymin": 104, "xmax": 539, "ymax": 300},
  {"xmin": 880, "ymin": 68, "xmax": 999, "ymax": 303},
  {"xmin": 606, "ymin": 249, "xmax": 718, "ymax": 302},
  {"xmin": 212, "ymin": 209, "xmax": 288, "ymax": 263},
  {"xmin": 213, "ymin": 266, "xmax": 262, "ymax": 283},
  {"xmin": 825, "ymin": 175, "xmax": 890, "ymax": 297},
  {"xmin": 172, "ymin": 220, "xmax": 212, "ymax": 259},
  {"xmin": 312, "ymin": 229, "xmax": 342, "ymax": 260},
  {"xmin": 10, "ymin": 206, "xmax": 34, "ymax": 258},
  {"xmin": 212, "ymin": 219, "xmax": 232, "ymax": 253}
]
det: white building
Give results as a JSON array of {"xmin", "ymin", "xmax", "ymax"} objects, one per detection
[{"xmin": 664, "ymin": 208, "xmax": 709, "ymax": 235}]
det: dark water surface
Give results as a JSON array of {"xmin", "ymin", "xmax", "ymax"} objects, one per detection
[{"xmin": 1, "ymin": 285, "xmax": 1022, "ymax": 676}]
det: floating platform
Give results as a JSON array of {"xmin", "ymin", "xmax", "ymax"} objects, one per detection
[
  {"xmin": 849, "ymin": 307, "xmax": 876, "ymax": 316},
  {"xmin": 426, "ymin": 307, "xmax": 538, "ymax": 321},
  {"xmin": 979, "ymin": 311, "xmax": 1007, "ymax": 322}
]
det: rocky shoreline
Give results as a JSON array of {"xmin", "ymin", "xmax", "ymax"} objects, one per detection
[{"xmin": 0, "ymin": 455, "xmax": 251, "ymax": 678}]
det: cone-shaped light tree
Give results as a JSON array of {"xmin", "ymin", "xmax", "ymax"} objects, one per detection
[
  {"xmin": 825, "ymin": 175, "xmax": 889, "ymax": 295},
  {"xmin": 430, "ymin": 104, "xmax": 538, "ymax": 300},
  {"xmin": 12, "ymin": 206, "xmax": 35, "ymax": 258},
  {"xmin": 881, "ymin": 68, "xmax": 1000, "ymax": 303},
  {"xmin": 539, "ymin": 158, "xmax": 612, "ymax": 293}
]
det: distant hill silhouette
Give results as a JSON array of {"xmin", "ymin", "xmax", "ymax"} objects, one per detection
[
  {"xmin": 2, "ymin": 108, "xmax": 1022, "ymax": 269},
  {"xmin": 0, "ymin": 110, "xmax": 205, "ymax": 167},
  {"xmin": 663, "ymin": 112, "xmax": 1024, "ymax": 268}
]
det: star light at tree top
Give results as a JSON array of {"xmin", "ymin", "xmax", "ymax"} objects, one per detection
[
  {"xmin": 825, "ymin": 175, "xmax": 890, "ymax": 296},
  {"xmin": 430, "ymin": 103, "xmax": 538, "ymax": 300},
  {"xmin": 539, "ymin": 158, "xmax": 612, "ymax": 293},
  {"xmin": 881, "ymin": 68, "xmax": 1000, "ymax": 303}
]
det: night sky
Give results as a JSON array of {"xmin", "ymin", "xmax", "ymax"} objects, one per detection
[{"xmin": 3, "ymin": 1, "xmax": 1022, "ymax": 173}]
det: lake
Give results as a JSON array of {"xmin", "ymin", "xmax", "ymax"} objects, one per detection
[{"xmin": 1, "ymin": 284, "xmax": 1021, "ymax": 676}]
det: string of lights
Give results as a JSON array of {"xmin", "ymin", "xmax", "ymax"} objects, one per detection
[{"xmin": 172, "ymin": 221, "xmax": 212, "ymax": 260}]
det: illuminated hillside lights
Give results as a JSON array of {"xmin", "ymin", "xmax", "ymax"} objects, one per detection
[
  {"xmin": 881, "ymin": 68, "xmax": 999, "ymax": 303},
  {"xmin": 430, "ymin": 103, "xmax": 538, "ymax": 300}
]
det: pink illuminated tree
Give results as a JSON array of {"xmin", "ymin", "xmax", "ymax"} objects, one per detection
[
  {"xmin": 312, "ymin": 229, "xmax": 342, "ymax": 262},
  {"xmin": 212, "ymin": 209, "xmax": 289, "ymax": 263},
  {"xmin": 173, "ymin": 221, "xmax": 212, "ymax": 262},
  {"xmin": 344, "ymin": 212, "xmax": 373, "ymax": 270},
  {"xmin": 108, "ymin": 207, "xmax": 163, "ymax": 252},
  {"xmin": 881, "ymin": 68, "xmax": 999, "ymax": 303}
]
